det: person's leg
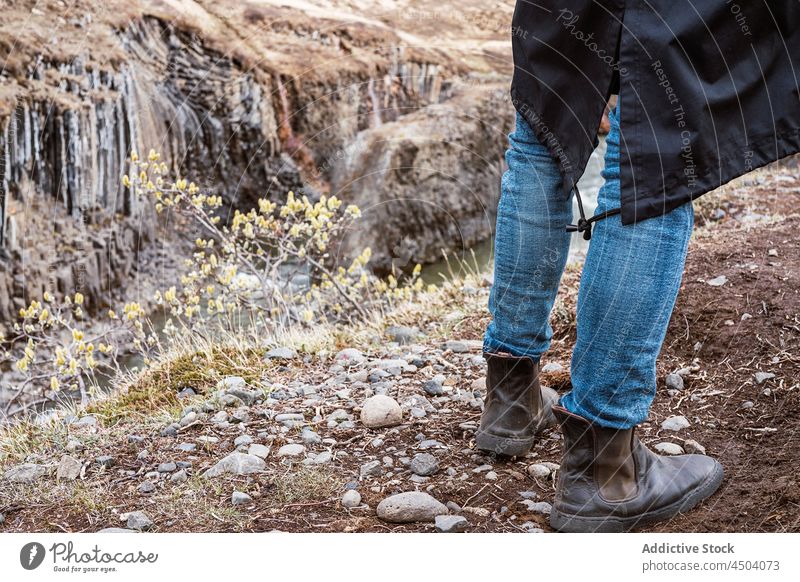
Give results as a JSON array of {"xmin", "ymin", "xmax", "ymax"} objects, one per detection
[
  {"xmin": 560, "ymin": 102, "xmax": 695, "ymax": 428},
  {"xmin": 483, "ymin": 112, "xmax": 572, "ymax": 360},
  {"xmin": 550, "ymin": 102, "xmax": 723, "ymax": 533},
  {"xmin": 477, "ymin": 111, "xmax": 572, "ymax": 456}
]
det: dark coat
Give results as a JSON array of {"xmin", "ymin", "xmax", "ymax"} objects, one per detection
[{"xmin": 510, "ymin": 0, "xmax": 800, "ymax": 231}]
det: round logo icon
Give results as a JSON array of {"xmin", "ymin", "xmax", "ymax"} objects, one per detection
[{"xmin": 20, "ymin": 542, "xmax": 46, "ymax": 570}]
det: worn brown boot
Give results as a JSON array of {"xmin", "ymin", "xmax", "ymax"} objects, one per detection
[
  {"xmin": 549, "ymin": 404, "xmax": 724, "ymax": 532},
  {"xmin": 475, "ymin": 352, "xmax": 558, "ymax": 457}
]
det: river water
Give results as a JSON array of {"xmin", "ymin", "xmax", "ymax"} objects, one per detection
[{"xmin": 421, "ymin": 136, "xmax": 607, "ymax": 284}]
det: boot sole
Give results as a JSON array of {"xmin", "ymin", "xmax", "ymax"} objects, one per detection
[
  {"xmin": 475, "ymin": 430, "xmax": 534, "ymax": 457},
  {"xmin": 549, "ymin": 461, "xmax": 724, "ymax": 533}
]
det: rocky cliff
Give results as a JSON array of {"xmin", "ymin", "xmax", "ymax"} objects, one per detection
[{"xmin": 0, "ymin": 0, "xmax": 515, "ymax": 320}]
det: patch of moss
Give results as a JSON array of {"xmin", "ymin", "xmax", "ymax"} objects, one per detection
[{"xmin": 88, "ymin": 346, "xmax": 266, "ymax": 423}]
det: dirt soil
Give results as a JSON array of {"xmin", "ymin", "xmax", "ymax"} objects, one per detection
[{"xmin": 0, "ymin": 162, "xmax": 798, "ymax": 533}]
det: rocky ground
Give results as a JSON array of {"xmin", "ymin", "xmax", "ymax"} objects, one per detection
[{"xmin": 1, "ymin": 161, "xmax": 798, "ymax": 533}]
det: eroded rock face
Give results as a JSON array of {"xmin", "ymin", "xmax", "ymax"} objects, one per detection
[{"xmin": 333, "ymin": 86, "xmax": 512, "ymax": 275}]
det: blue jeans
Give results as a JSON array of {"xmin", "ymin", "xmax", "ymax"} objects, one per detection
[{"xmin": 483, "ymin": 103, "xmax": 694, "ymax": 429}]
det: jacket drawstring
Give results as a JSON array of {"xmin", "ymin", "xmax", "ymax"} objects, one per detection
[{"xmin": 566, "ymin": 183, "xmax": 622, "ymax": 240}]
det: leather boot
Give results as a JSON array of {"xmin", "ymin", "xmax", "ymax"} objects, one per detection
[
  {"xmin": 475, "ymin": 352, "xmax": 558, "ymax": 457},
  {"xmin": 549, "ymin": 404, "xmax": 724, "ymax": 532}
]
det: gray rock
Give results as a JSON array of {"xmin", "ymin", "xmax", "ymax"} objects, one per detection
[
  {"xmin": 341, "ymin": 489, "xmax": 362, "ymax": 508},
  {"xmin": 309, "ymin": 451, "xmax": 333, "ymax": 465},
  {"xmin": 541, "ymin": 362, "xmax": 564, "ymax": 373},
  {"xmin": 754, "ymin": 372, "xmax": 776, "ymax": 385},
  {"xmin": 409, "ymin": 453, "xmax": 439, "ymax": 476},
  {"xmin": 707, "ymin": 275, "xmax": 728, "ymax": 287},
  {"xmin": 71, "ymin": 415, "xmax": 98, "ymax": 427},
  {"xmin": 683, "ymin": 439, "xmax": 706, "ymax": 455},
  {"xmin": 56, "ymin": 455, "xmax": 81, "ymax": 481},
  {"xmin": 234, "ymin": 435, "xmax": 254, "ymax": 447},
  {"xmin": 160, "ymin": 425, "xmax": 178, "ymax": 437},
  {"xmin": 232, "ymin": 491, "xmax": 252, "ymax": 506},
  {"xmin": 95, "ymin": 455, "xmax": 116, "ymax": 468},
  {"xmin": 217, "ymin": 376, "xmax": 247, "ymax": 391},
  {"xmin": 360, "ymin": 395, "xmax": 403, "ymax": 428},
  {"xmin": 655, "ymin": 442, "xmax": 685, "ymax": 455},
  {"xmin": 335, "ymin": 348, "xmax": 366, "ymax": 365},
  {"xmin": 521, "ymin": 521, "xmax": 544, "ymax": 533},
  {"xmin": 527, "ymin": 463, "xmax": 552, "ymax": 479},
  {"xmin": 158, "ymin": 462, "xmax": 177, "ymax": 473},
  {"xmin": 301, "ymin": 429, "xmax": 322, "ymax": 445},
  {"xmin": 418, "ymin": 439, "xmax": 446, "ymax": 450},
  {"xmin": 138, "ymin": 480, "xmax": 156, "ymax": 494},
  {"xmin": 248, "ymin": 444, "xmax": 270, "ymax": 459},
  {"xmin": 376, "ymin": 492, "xmax": 448, "ymax": 523},
  {"xmin": 202, "ymin": 452, "xmax": 266, "ymax": 477},
  {"xmin": 422, "ymin": 380, "xmax": 444, "ymax": 396},
  {"xmin": 360, "ymin": 460, "xmax": 384, "ymax": 478},
  {"xmin": 66, "ymin": 438, "xmax": 85, "ymax": 453},
  {"xmin": 176, "ymin": 443, "xmax": 196, "ymax": 453},
  {"xmin": 179, "ymin": 411, "xmax": 198, "ymax": 427},
  {"xmin": 443, "ymin": 340, "xmax": 469, "ymax": 353},
  {"xmin": 127, "ymin": 434, "xmax": 145, "ymax": 444},
  {"xmin": 277, "ymin": 444, "xmax": 306, "ymax": 458},
  {"xmin": 521, "ymin": 500, "xmax": 552, "ymax": 515},
  {"xmin": 265, "ymin": 346, "xmax": 297, "ymax": 360},
  {"xmin": 5, "ymin": 463, "xmax": 47, "ymax": 484},
  {"xmin": 126, "ymin": 511, "xmax": 154, "ymax": 531},
  {"xmin": 435, "ymin": 515, "xmax": 469, "ymax": 533},
  {"xmin": 177, "ymin": 387, "xmax": 197, "ymax": 399},
  {"xmin": 665, "ymin": 373, "xmax": 685, "ymax": 391},
  {"xmin": 386, "ymin": 326, "xmax": 419, "ymax": 345},
  {"xmin": 661, "ymin": 415, "xmax": 690, "ymax": 432},
  {"xmin": 97, "ymin": 528, "xmax": 136, "ymax": 533},
  {"xmin": 170, "ymin": 469, "xmax": 188, "ymax": 484},
  {"xmin": 226, "ymin": 387, "xmax": 259, "ymax": 406}
]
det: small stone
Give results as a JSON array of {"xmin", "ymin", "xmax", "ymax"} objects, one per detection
[
  {"xmin": 386, "ymin": 326, "xmax": 419, "ymax": 345},
  {"xmin": 310, "ymin": 451, "xmax": 333, "ymax": 465},
  {"xmin": 232, "ymin": 491, "xmax": 252, "ymax": 506},
  {"xmin": 5, "ymin": 463, "xmax": 47, "ymax": 484},
  {"xmin": 97, "ymin": 528, "xmax": 135, "ymax": 533},
  {"xmin": 66, "ymin": 438, "xmax": 85, "ymax": 453},
  {"xmin": 768, "ymin": 248, "xmax": 778, "ymax": 257},
  {"xmin": 277, "ymin": 444, "xmax": 306, "ymax": 458},
  {"xmin": 665, "ymin": 373, "xmax": 684, "ymax": 391},
  {"xmin": 376, "ymin": 492, "xmax": 448, "ymax": 523},
  {"xmin": 127, "ymin": 434, "xmax": 145, "ymax": 444},
  {"xmin": 176, "ymin": 443, "xmax": 196, "ymax": 453},
  {"xmin": 160, "ymin": 425, "xmax": 178, "ymax": 438},
  {"xmin": 462, "ymin": 506, "xmax": 491, "ymax": 518},
  {"xmin": 707, "ymin": 275, "xmax": 728, "ymax": 287},
  {"xmin": 301, "ymin": 428, "xmax": 322, "ymax": 444},
  {"xmin": 422, "ymin": 380, "xmax": 444, "ymax": 396},
  {"xmin": 248, "ymin": 444, "xmax": 270, "ymax": 459},
  {"xmin": 95, "ymin": 455, "xmax": 116, "ymax": 468},
  {"xmin": 56, "ymin": 455, "xmax": 81, "ymax": 481},
  {"xmin": 409, "ymin": 453, "xmax": 439, "ymax": 476},
  {"xmin": 360, "ymin": 460, "xmax": 384, "ymax": 478},
  {"xmin": 435, "ymin": 515, "xmax": 469, "ymax": 533},
  {"xmin": 335, "ymin": 348, "xmax": 366, "ymax": 365},
  {"xmin": 170, "ymin": 469, "xmax": 188, "ymax": 483},
  {"xmin": 485, "ymin": 471, "xmax": 498, "ymax": 481},
  {"xmin": 202, "ymin": 453, "xmax": 266, "ymax": 477},
  {"xmin": 341, "ymin": 490, "xmax": 362, "ymax": 508},
  {"xmin": 661, "ymin": 415, "xmax": 690, "ymax": 431},
  {"xmin": 360, "ymin": 395, "xmax": 403, "ymax": 428},
  {"xmin": 138, "ymin": 480, "xmax": 156, "ymax": 494},
  {"xmin": 541, "ymin": 362, "xmax": 564, "ymax": 373},
  {"xmin": 177, "ymin": 387, "xmax": 197, "ymax": 399},
  {"xmin": 521, "ymin": 521, "xmax": 544, "ymax": 533},
  {"xmin": 179, "ymin": 411, "xmax": 198, "ymax": 427},
  {"xmin": 158, "ymin": 462, "xmax": 177, "ymax": 473},
  {"xmin": 126, "ymin": 511, "xmax": 154, "ymax": 531},
  {"xmin": 521, "ymin": 500, "xmax": 552, "ymax": 515},
  {"xmin": 71, "ymin": 415, "xmax": 98, "ymax": 427},
  {"xmin": 754, "ymin": 372, "xmax": 776, "ymax": 385},
  {"xmin": 527, "ymin": 463, "xmax": 552, "ymax": 479},
  {"xmin": 443, "ymin": 340, "xmax": 469, "ymax": 353},
  {"xmin": 234, "ymin": 435, "xmax": 254, "ymax": 447},
  {"xmin": 226, "ymin": 387, "xmax": 259, "ymax": 406},
  {"xmin": 265, "ymin": 346, "xmax": 297, "ymax": 360},
  {"xmin": 446, "ymin": 501, "xmax": 462, "ymax": 513},
  {"xmin": 683, "ymin": 439, "xmax": 706, "ymax": 455},
  {"xmin": 655, "ymin": 442, "xmax": 685, "ymax": 455},
  {"xmin": 740, "ymin": 400, "xmax": 754, "ymax": 410}
]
